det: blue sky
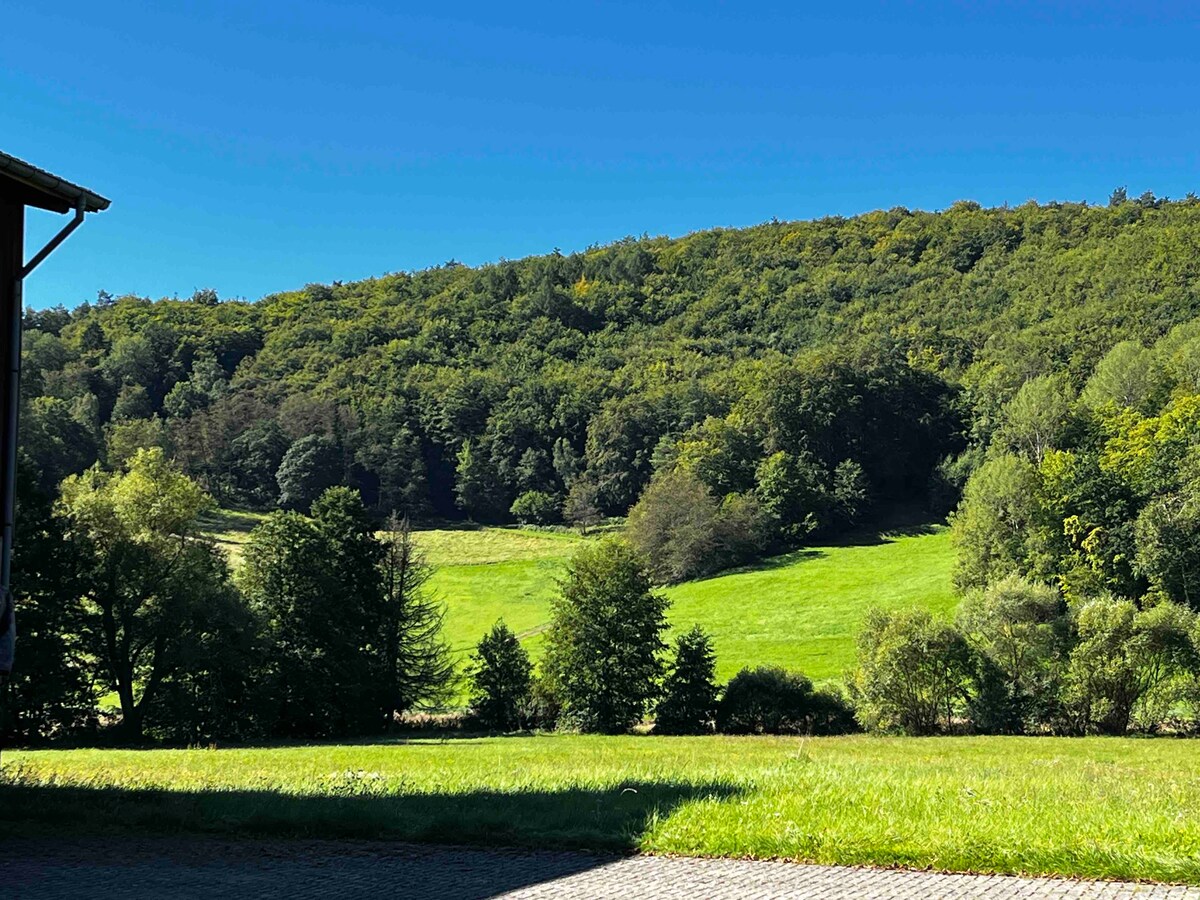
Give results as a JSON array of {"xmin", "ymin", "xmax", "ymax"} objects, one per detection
[{"xmin": 5, "ymin": 1, "xmax": 1200, "ymax": 308}]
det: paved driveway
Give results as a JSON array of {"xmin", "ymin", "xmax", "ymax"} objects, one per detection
[{"xmin": 5, "ymin": 837, "xmax": 1198, "ymax": 899}]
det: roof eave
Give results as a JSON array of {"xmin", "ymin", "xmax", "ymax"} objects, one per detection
[{"xmin": 0, "ymin": 151, "xmax": 110, "ymax": 214}]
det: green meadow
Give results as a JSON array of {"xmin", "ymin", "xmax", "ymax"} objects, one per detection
[
  {"xmin": 200, "ymin": 512, "xmax": 957, "ymax": 685},
  {"xmin": 664, "ymin": 527, "xmax": 956, "ymax": 683},
  {"xmin": 6, "ymin": 734, "xmax": 1199, "ymax": 883},
  {"xmin": 419, "ymin": 526, "xmax": 584, "ymax": 659},
  {"xmin": 425, "ymin": 524, "xmax": 956, "ymax": 684}
]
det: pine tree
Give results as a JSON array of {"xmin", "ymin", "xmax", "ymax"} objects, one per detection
[
  {"xmin": 655, "ymin": 625, "xmax": 719, "ymax": 734},
  {"xmin": 467, "ymin": 620, "xmax": 533, "ymax": 730},
  {"xmin": 377, "ymin": 514, "xmax": 455, "ymax": 721}
]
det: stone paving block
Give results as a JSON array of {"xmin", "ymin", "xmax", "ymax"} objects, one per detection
[{"xmin": 4, "ymin": 837, "xmax": 1199, "ymax": 899}]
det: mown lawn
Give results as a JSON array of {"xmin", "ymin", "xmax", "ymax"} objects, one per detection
[{"xmin": 5, "ymin": 734, "xmax": 1200, "ymax": 883}]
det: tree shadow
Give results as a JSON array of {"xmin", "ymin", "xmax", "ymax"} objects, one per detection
[
  {"xmin": 714, "ymin": 548, "xmax": 829, "ymax": 576},
  {"xmin": 0, "ymin": 777, "xmax": 740, "ymax": 897},
  {"xmin": 0, "ymin": 777, "xmax": 734, "ymax": 897},
  {"xmin": 4, "ymin": 832, "xmax": 632, "ymax": 900},
  {"xmin": 195, "ymin": 508, "xmax": 265, "ymax": 534},
  {"xmin": 820, "ymin": 521, "xmax": 942, "ymax": 548},
  {"xmin": 686, "ymin": 518, "xmax": 947, "ymax": 584}
]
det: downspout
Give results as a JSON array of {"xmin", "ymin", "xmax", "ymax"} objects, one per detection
[{"xmin": 22, "ymin": 198, "xmax": 87, "ymax": 278}]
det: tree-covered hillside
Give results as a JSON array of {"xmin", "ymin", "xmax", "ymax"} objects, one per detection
[{"xmin": 20, "ymin": 193, "xmax": 1200, "ymax": 538}]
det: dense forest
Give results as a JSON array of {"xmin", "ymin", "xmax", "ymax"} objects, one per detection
[
  {"xmin": 10, "ymin": 189, "xmax": 1200, "ymax": 740},
  {"xmin": 20, "ymin": 192, "xmax": 1200, "ymax": 530}
]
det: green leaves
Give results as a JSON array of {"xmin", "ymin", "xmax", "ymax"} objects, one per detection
[{"xmin": 543, "ymin": 538, "xmax": 669, "ymax": 733}]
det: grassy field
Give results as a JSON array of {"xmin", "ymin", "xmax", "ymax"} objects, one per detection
[
  {"xmin": 665, "ymin": 528, "xmax": 956, "ymax": 682},
  {"xmin": 198, "ymin": 508, "xmax": 270, "ymax": 566},
  {"xmin": 5, "ymin": 734, "xmax": 1199, "ymax": 883},
  {"xmin": 200, "ymin": 512, "xmax": 956, "ymax": 684},
  {"xmin": 426, "ymin": 525, "xmax": 956, "ymax": 683},
  {"xmin": 419, "ymin": 526, "xmax": 585, "ymax": 657}
]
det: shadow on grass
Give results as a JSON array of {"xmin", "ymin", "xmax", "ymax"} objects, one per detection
[
  {"xmin": 0, "ymin": 777, "xmax": 738, "ymax": 852},
  {"xmin": 195, "ymin": 508, "xmax": 265, "ymax": 534},
  {"xmin": 825, "ymin": 522, "xmax": 942, "ymax": 548},
  {"xmin": 1, "ymin": 777, "xmax": 738, "ymax": 897},
  {"xmin": 683, "ymin": 519, "xmax": 947, "ymax": 585}
]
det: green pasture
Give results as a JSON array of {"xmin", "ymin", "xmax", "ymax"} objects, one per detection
[
  {"xmin": 201, "ymin": 513, "xmax": 957, "ymax": 685},
  {"xmin": 6, "ymin": 734, "xmax": 1199, "ymax": 883},
  {"xmin": 425, "ymin": 524, "xmax": 956, "ymax": 683},
  {"xmin": 665, "ymin": 527, "xmax": 957, "ymax": 682},
  {"xmin": 419, "ymin": 526, "xmax": 584, "ymax": 658}
]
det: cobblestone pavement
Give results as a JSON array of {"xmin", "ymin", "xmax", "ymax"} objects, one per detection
[{"xmin": 5, "ymin": 837, "xmax": 1199, "ymax": 899}]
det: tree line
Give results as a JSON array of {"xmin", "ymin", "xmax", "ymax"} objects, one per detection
[
  {"xmin": 10, "ymin": 188, "xmax": 1200, "ymax": 741},
  {"xmin": 21, "ymin": 192, "xmax": 1200, "ymax": 543},
  {"xmin": 10, "ymin": 444, "xmax": 1200, "ymax": 742},
  {"xmin": 8, "ymin": 452, "xmax": 452, "ymax": 742}
]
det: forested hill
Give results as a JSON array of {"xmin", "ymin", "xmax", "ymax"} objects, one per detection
[{"xmin": 19, "ymin": 193, "xmax": 1200, "ymax": 533}]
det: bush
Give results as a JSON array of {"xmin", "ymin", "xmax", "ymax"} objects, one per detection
[
  {"xmin": 655, "ymin": 625, "xmax": 719, "ymax": 734},
  {"xmin": 1064, "ymin": 595, "xmax": 1198, "ymax": 734},
  {"xmin": 627, "ymin": 469, "xmax": 767, "ymax": 584},
  {"xmin": 510, "ymin": 490, "xmax": 562, "ymax": 525},
  {"xmin": 467, "ymin": 620, "xmax": 533, "ymax": 731},
  {"xmin": 522, "ymin": 674, "xmax": 562, "ymax": 730},
  {"xmin": 956, "ymin": 574, "xmax": 1068, "ymax": 733},
  {"xmin": 542, "ymin": 538, "xmax": 669, "ymax": 733},
  {"xmin": 716, "ymin": 666, "xmax": 855, "ymax": 735},
  {"xmin": 627, "ymin": 469, "xmax": 723, "ymax": 583},
  {"xmin": 852, "ymin": 608, "xmax": 976, "ymax": 735}
]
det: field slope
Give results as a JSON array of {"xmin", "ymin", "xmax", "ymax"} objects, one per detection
[
  {"xmin": 419, "ymin": 526, "xmax": 584, "ymax": 657},
  {"xmin": 665, "ymin": 527, "xmax": 956, "ymax": 682},
  {"xmin": 425, "ymin": 525, "xmax": 956, "ymax": 682},
  {"xmin": 202, "ymin": 515, "xmax": 956, "ymax": 682}
]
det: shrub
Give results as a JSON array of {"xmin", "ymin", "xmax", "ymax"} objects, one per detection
[
  {"xmin": 510, "ymin": 490, "xmax": 562, "ymax": 525},
  {"xmin": 626, "ymin": 468, "xmax": 723, "ymax": 583},
  {"xmin": 522, "ymin": 674, "xmax": 562, "ymax": 730},
  {"xmin": 852, "ymin": 608, "xmax": 976, "ymax": 735},
  {"xmin": 716, "ymin": 666, "xmax": 855, "ymax": 735},
  {"xmin": 655, "ymin": 625, "xmax": 719, "ymax": 734},
  {"xmin": 956, "ymin": 574, "xmax": 1068, "ymax": 732},
  {"xmin": 627, "ymin": 470, "xmax": 767, "ymax": 584},
  {"xmin": 542, "ymin": 538, "xmax": 669, "ymax": 733},
  {"xmin": 714, "ymin": 491, "xmax": 769, "ymax": 565},
  {"xmin": 1064, "ymin": 595, "xmax": 1198, "ymax": 734},
  {"xmin": 467, "ymin": 621, "xmax": 533, "ymax": 731}
]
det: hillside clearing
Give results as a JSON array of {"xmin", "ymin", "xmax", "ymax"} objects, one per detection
[{"xmin": 201, "ymin": 514, "xmax": 956, "ymax": 682}]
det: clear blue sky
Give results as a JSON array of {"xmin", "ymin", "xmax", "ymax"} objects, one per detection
[{"xmin": 6, "ymin": 1, "xmax": 1200, "ymax": 308}]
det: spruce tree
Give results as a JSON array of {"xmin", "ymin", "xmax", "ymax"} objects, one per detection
[
  {"xmin": 467, "ymin": 620, "xmax": 533, "ymax": 731},
  {"xmin": 655, "ymin": 625, "xmax": 719, "ymax": 734},
  {"xmin": 377, "ymin": 514, "xmax": 455, "ymax": 721}
]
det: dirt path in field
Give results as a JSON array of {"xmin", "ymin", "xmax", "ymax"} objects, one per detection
[{"xmin": 5, "ymin": 836, "xmax": 1198, "ymax": 899}]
